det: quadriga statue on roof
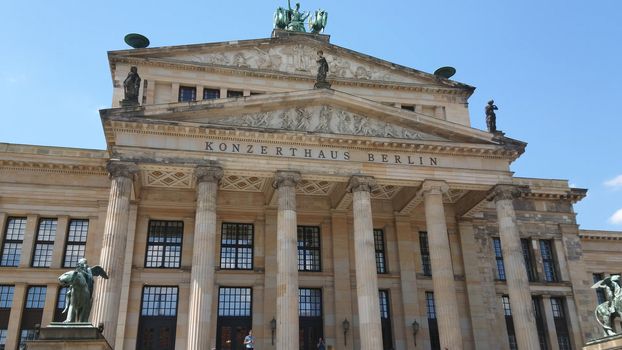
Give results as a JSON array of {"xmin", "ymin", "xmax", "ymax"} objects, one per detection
[
  {"xmin": 592, "ymin": 274, "xmax": 622, "ymax": 336},
  {"xmin": 58, "ymin": 258, "xmax": 109, "ymax": 323},
  {"xmin": 274, "ymin": 0, "xmax": 327, "ymax": 33}
]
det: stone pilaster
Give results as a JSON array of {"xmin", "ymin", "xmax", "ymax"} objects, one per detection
[
  {"xmin": 273, "ymin": 171, "xmax": 301, "ymax": 350},
  {"xmin": 91, "ymin": 161, "xmax": 138, "ymax": 346},
  {"xmin": 187, "ymin": 165, "xmax": 223, "ymax": 350},
  {"xmin": 420, "ymin": 180, "xmax": 463, "ymax": 349},
  {"xmin": 489, "ymin": 184, "xmax": 540, "ymax": 350},
  {"xmin": 348, "ymin": 175, "xmax": 383, "ymax": 350}
]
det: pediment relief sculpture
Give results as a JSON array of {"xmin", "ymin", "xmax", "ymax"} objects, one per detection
[
  {"xmin": 206, "ymin": 105, "xmax": 445, "ymax": 141},
  {"xmin": 170, "ymin": 44, "xmax": 420, "ymax": 84}
]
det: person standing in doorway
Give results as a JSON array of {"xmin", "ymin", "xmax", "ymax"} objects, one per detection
[
  {"xmin": 317, "ymin": 337, "xmax": 326, "ymax": 350},
  {"xmin": 244, "ymin": 329, "xmax": 256, "ymax": 349}
]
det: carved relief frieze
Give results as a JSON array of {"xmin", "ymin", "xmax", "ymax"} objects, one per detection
[
  {"xmin": 208, "ymin": 105, "xmax": 443, "ymax": 141},
  {"xmin": 171, "ymin": 44, "xmax": 414, "ymax": 83},
  {"xmin": 370, "ymin": 184, "xmax": 401, "ymax": 200}
]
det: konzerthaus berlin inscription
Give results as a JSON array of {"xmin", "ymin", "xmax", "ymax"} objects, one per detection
[{"xmin": 0, "ymin": 4, "xmax": 620, "ymax": 350}]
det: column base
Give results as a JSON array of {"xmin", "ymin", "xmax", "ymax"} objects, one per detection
[
  {"xmin": 584, "ymin": 334, "xmax": 622, "ymax": 350},
  {"xmin": 26, "ymin": 323, "xmax": 112, "ymax": 350}
]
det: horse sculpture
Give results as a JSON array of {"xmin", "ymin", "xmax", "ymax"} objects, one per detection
[
  {"xmin": 593, "ymin": 275, "xmax": 622, "ymax": 336},
  {"xmin": 308, "ymin": 9, "xmax": 328, "ymax": 34},
  {"xmin": 58, "ymin": 258, "xmax": 108, "ymax": 323}
]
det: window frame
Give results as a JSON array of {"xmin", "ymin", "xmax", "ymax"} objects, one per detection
[
  {"xmin": 540, "ymin": 240, "xmax": 558, "ymax": 282},
  {"xmin": 219, "ymin": 223, "xmax": 254, "ymax": 270},
  {"xmin": 218, "ymin": 287, "xmax": 253, "ymax": 317},
  {"xmin": 297, "ymin": 226, "xmax": 321, "ymax": 272},
  {"xmin": 203, "ymin": 88, "xmax": 220, "ymax": 100},
  {"xmin": 374, "ymin": 229, "xmax": 387, "ymax": 274},
  {"xmin": 419, "ymin": 232, "xmax": 432, "ymax": 276},
  {"xmin": 178, "ymin": 86, "xmax": 197, "ymax": 102},
  {"xmin": 144, "ymin": 220, "xmax": 184, "ymax": 269},
  {"xmin": 493, "ymin": 237, "xmax": 506, "ymax": 281},
  {"xmin": 31, "ymin": 218, "xmax": 57, "ymax": 268},
  {"xmin": 1, "ymin": 217, "xmax": 26, "ymax": 267},
  {"xmin": 62, "ymin": 219, "xmax": 89, "ymax": 268},
  {"xmin": 521, "ymin": 238, "xmax": 537, "ymax": 282},
  {"xmin": 299, "ymin": 288, "xmax": 322, "ymax": 318}
]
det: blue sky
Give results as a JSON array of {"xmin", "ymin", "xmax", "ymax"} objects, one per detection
[{"xmin": 0, "ymin": 1, "xmax": 620, "ymax": 230}]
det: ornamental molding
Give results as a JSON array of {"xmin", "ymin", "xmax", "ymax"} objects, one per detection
[
  {"xmin": 141, "ymin": 165, "xmax": 193, "ymax": 188},
  {"xmin": 106, "ymin": 120, "xmax": 520, "ymax": 159},
  {"xmin": 0, "ymin": 160, "xmax": 107, "ymax": 176},
  {"xmin": 110, "ymin": 57, "xmax": 471, "ymax": 98},
  {"xmin": 221, "ymin": 174, "xmax": 267, "ymax": 192}
]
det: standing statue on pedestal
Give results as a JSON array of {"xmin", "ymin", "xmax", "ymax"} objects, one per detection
[
  {"xmin": 592, "ymin": 275, "xmax": 622, "ymax": 336},
  {"xmin": 58, "ymin": 258, "xmax": 109, "ymax": 323},
  {"xmin": 314, "ymin": 50, "xmax": 331, "ymax": 89},
  {"xmin": 485, "ymin": 100, "xmax": 498, "ymax": 133},
  {"xmin": 121, "ymin": 66, "xmax": 141, "ymax": 107}
]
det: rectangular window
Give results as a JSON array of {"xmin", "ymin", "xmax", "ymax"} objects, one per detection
[
  {"xmin": 420, "ymin": 232, "xmax": 432, "ymax": 276},
  {"xmin": 32, "ymin": 218, "xmax": 57, "ymax": 267},
  {"xmin": 593, "ymin": 273, "xmax": 607, "ymax": 304},
  {"xmin": 216, "ymin": 287, "xmax": 253, "ymax": 350},
  {"xmin": 63, "ymin": 219, "xmax": 89, "ymax": 268},
  {"xmin": 227, "ymin": 90, "xmax": 243, "ymax": 98},
  {"xmin": 532, "ymin": 296, "xmax": 549, "ymax": 350},
  {"xmin": 521, "ymin": 239, "xmax": 537, "ymax": 282},
  {"xmin": 220, "ymin": 223, "xmax": 253, "ymax": 270},
  {"xmin": 550, "ymin": 297, "xmax": 571, "ymax": 350},
  {"xmin": 401, "ymin": 105, "xmax": 415, "ymax": 111},
  {"xmin": 218, "ymin": 287, "xmax": 252, "ymax": 317},
  {"xmin": 493, "ymin": 238, "xmax": 506, "ymax": 280},
  {"xmin": 137, "ymin": 286, "xmax": 179, "ymax": 350},
  {"xmin": 502, "ymin": 296, "xmax": 517, "ymax": 350},
  {"xmin": 20, "ymin": 286, "xmax": 46, "ymax": 348},
  {"xmin": 540, "ymin": 240, "xmax": 558, "ymax": 282},
  {"xmin": 374, "ymin": 229, "xmax": 387, "ymax": 274},
  {"xmin": 145, "ymin": 220, "xmax": 183, "ymax": 268},
  {"xmin": 298, "ymin": 226, "xmax": 321, "ymax": 272},
  {"xmin": 0, "ymin": 285, "xmax": 13, "ymax": 345},
  {"xmin": 379, "ymin": 290, "xmax": 393, "ymax": 350},
  {"xmin": 1, "ymin": 217, "xmax": 26, "ymax": 267},
  {"xmin": 203, "ymin": 88, "xmax": 220, "ymax": 100},
  {"xmin": 178, "ymin": 86, "xmax": 196, "ymax": 102},
  {"xmin": 425, "ymin": 292, "xmax": 440, "ymax": 350},
  {"xmin": 54, "ymin": 287, "xmax": 68, "ymax": 322},
  {"xmin": 299, "ymin": 288, "xmax": 322, "ymax": 317}
]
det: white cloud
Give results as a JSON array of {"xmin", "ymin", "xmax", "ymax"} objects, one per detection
[
  {"xmin": 610, "ymin": 208, "xmax": 622, "ymax": 225},
  {"xmin": 605, "ymin": 175, "xmax": 622, "ymax": 189}
]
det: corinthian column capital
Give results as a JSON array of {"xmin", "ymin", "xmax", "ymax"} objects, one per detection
[
  {"xmin": 106, "ymin": 161, "xmax": 139, "ymax": 179},
  {"xmin": 273, "ymin": 171, "xmax": 301, "ymax": 189},
  {"xmin": 348, "ymin": 175, "xmax": 376, "ymax": 193},
  {"xmin": 195, "ymin": 165, "xmax": 224, "ymax": 184},
  {"xmin": 488, "ymin": 184, "xmax": 529, "ymax": 202},
  {"xmin": 420, "ymin": 180, "xmax": 449, "ymax": 196}
]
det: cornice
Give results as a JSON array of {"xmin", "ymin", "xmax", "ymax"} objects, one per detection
[
  {"xmin": 104, "ymin": 119, "xmax": 522, "ymax": 160},
  {"xmin": 579, "ymin": 230, "xmax": 622, "ymax": 241},
  {"xmin": 0, "ymin": 159, "xmax": 108, "ymax": 175},
  {"xmin": 110, "ymin": 56, "xmax": 472, "ymax": 98}
]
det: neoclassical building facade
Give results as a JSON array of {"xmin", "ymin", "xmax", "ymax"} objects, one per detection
[{"xmin": 0, "ymin": 30, "xmax": 619, "ymax": 350}]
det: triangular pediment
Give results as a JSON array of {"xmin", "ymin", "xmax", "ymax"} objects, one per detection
[
  {"xmin": 105, "ymin": 89, "xmax": 504, "ymax": 146},
  {"xmin": 109, "ymin": 35, "xmax": 472, "ymax": 90}
]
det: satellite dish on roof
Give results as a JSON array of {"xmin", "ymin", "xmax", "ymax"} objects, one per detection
[
  {"xmin": 124, "ymin": 33, "xmax": 150, "ymax": 49},
  {"xmin": 434, "ymin": 66, "xmax": 456, "ymax": 79}
]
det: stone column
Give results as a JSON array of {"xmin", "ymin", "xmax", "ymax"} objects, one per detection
[
  {"xmin": 490, "ymin": 184, "xmax": 540, "ymax": 350},
  {"xmin": 91, "ymin": 161, "xmax": 138, "ymax": 345},
  {"xmin": 420, "ymin": 180, "xmax": 463, "ymax": 349},
  {"xmin": 273, "ymin": 171, "xmax": 301, "ymax": 350},
  {"xmin": 348, "ymin": 176, "xmax": 383, "ymax": 350},
  {"xmin": 187, "ymin": 165, "xmax": 223, "ymax": 350}
]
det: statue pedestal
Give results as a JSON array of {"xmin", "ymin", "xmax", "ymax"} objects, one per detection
[
  {"xmin": 584, "ymin": 334, "xmax": 622, "ymax": 350},
  {"xmin": 25, "ymin": 322, "xmax": 112, "ymax": 350}
]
